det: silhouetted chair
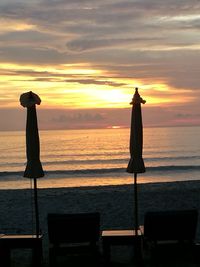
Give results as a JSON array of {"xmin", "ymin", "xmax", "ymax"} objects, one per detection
[
  {"xmin": 0, "ymin": 234, "xmax": 43, "ymax": 267},
  {"xmin": 140, "ymin": 209, "xmax": 198, "ymax": 264},
  {"xmin": 47, "ymin": 212, "xmax": 101, "ymax": 266}
]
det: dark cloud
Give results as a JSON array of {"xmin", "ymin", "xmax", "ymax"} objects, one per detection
[
  {"xmin": 52, "ymin": 112, "xmax": 104, "ymax": 123},
  {"xmin": 1, "ymin": 104, "xmax": 199, "ymax": 131},
  {"xmin": 36, "ymin": 108, "xmax": 130, "ymax": 130},
  {"xmin": 0, "ymin": 30, "xmax": 57, "ymax": 45},
  {"xmin": 65, "ymin": 78, "xmax": 126, "ymax": 87},
  {"xmin": 66, "ymin": 37, "xmax": 164, "ymax": 52},
  {"xmin": 0, "ymin": 108, "xmax": 26, "ymax": 131},
  {"xmin": 0, "ymin": 45, "xmax": 67, "ymax": 64},
  {"xmin": 176, "ymin": 113, "xmax": 194, "ymax": 118}
]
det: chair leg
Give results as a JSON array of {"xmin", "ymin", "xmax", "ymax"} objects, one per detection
[
  {"xmin": 32, "ymin": 243, "xmax": 43, "ymax": 267},
  {"xmin": 102, "ymin": 240, "xmax": 111, "ymax": 266},
  {"xmin": 0, "ymin": 247, "xmax": 11, "ymax": 267},
  {"xmin": 93, "ymin": 247, "xmax": 102, "ymax": 267},
  {"xmin": 49, "ymin": 247, "xmax": 57, "ymax": 267},
  {"xmin": 134, "ymin": 238, "xmax": 144, "ymax": 267}
]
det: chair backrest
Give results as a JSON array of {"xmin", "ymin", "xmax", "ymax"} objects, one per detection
[
  {"xmin": 48, "ymin": 212, "xmax": 100, "ymax": 245},
  {"xmin": 144, "ymin": 209, "xmax": 198, "ymax": 242}
]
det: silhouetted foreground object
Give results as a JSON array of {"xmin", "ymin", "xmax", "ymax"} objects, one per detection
[
  {"xmin": 140, "ymin": 209, "xmax": 199, "ymax": 264},
  {"xmin": 20, "ymin": 91, "xmax": 44, "ymax": 237},
  {"xmin": 47, "ymin": 212, "xmax": 101, "ymax": 266},
  {"xmin": 102, "ymin": 229, "xmax": 143, "ymax": 265},
  {"xmin": 127, "ymin": 87, "xmax": 146, "ymax": 235},
  {"xmin": 0, "ymin": 234, "xmax": 43, "ymax": 267}
]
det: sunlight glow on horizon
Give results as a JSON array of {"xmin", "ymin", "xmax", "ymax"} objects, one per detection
[{"xmin": 0, "ymin": 62, "xmax": 195, "ymax": 109}]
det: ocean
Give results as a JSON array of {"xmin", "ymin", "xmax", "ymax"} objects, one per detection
[{"xmin": 0, "ymin": 127, "xmax": 199, "ymax": 189}]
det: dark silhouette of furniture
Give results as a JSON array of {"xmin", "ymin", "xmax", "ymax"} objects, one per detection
[
  {"xmin": 102, "ymin": 229, "xmax": 143, "ymax": 265},
  {"xmin": 47, "ymin": 212, "xmax": 100, "ymax": 266},
  {"xmin": 0, "ymin": 234, "xmax": 43, "ymax": 267},
  {"xmin": 141, "ymin": 209, "xmax": 198, "ymax": 264}
]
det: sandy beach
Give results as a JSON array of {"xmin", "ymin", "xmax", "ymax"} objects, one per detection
[{"xmin": 1, "ymin": 180, "xmax": 200, "ymax": 266}]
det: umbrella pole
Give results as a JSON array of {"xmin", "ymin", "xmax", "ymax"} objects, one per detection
[
  {"xmin": 134, "ymin": 173, "xmax": 138, "ymax": 236},
  {"xmin": 33, "ymin": 178, "xmax": 40, "ymax": 237}
]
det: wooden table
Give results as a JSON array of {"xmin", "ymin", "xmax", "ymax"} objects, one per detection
[
  {"xmin": 102, "ymin": 229, "xmax": 143, "ymax": 265},
  {"xmin": 0, "ymin": 234, "xmax": 43, "ymax": 267}
]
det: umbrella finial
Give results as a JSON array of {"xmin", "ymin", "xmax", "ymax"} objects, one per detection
[
  {"xmin": 20, "ymin": 91, "xmax": 41, "ymax": 108},
  {"xmin": 130, "ymin": 87, "xmax": 146, "ymax": 105}
]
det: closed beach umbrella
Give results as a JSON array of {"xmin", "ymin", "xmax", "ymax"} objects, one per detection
[
  {"xmin": 127, "ymin": 87, "xmax": 146, "ymax": 234},
  {"xmin": 20, "ymin": 91, "xmax": 44, "ymax": 237}
]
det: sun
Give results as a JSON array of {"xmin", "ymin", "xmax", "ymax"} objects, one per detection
[
  {"xmin": 92, "ymin": 89, "xmax": 130, "ymax": 107},
  {"xmin": 111, "ymin": 125, "xmax": 121, "ymax": 129}
]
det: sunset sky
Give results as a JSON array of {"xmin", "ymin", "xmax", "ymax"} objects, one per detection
[{"xmin": 0, "ymin": 0, "xmax": 200, "ymax": 130}]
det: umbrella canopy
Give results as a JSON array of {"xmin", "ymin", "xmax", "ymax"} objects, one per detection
[
  {"xmin": 20, "ymin": 91, "xmax": 44, "ymax": 178},
  {"xmin": 127, "ymin": 87, "xmax": 146, "ymax": 174},
  {"xmin": 127, "ymin": 87, "xmax": 146, "ymax": 233},
  {"xmin": 20, "ymin": 91, "xmax": 44, "ymax": 237}
]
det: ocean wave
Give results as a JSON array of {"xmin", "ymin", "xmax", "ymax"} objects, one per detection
[
  {"xmin": 0, "ymin": 155, "xmax": 199, "ymax": 168},
  {"xmin": 145, "ymin": 155, "xmax": 200, "ymax": 162},
  {"xmin": 0, "ymin": 165, "xmax": 200, "ymax": 178},
  {"xmin": 43, "ymin": 155, "xmax": 200, "ymax": 164},
  {"xmin": 42, "ymin": 158, "xmax": 126, "ymax": 166},
  {"xmin": 148, "ymin": 165, "xmax": 200, "ymax": 172},
  {"xmin": 0, "ymin": 171, "xmax": 24, "ymax": 177}
]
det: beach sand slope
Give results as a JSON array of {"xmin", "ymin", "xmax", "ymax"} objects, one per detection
[{"xmin": 0, "ymin": 180, "xmax": 200, "ymax": 266}]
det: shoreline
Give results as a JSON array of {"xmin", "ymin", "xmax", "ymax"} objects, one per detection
[
  {"xmin": 1, "ymin": 178, "xmax": 200, "ymax": 190},
  {"xmin": 1, "ymin": 175, "xmax": 200, "ymax": 190},
  {"xmin": 1, "ymin": 180, "xmax": 200, "ymax": 265}
]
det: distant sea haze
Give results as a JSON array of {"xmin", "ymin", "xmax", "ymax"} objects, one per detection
[{"xmin": 0, "ymin": 127, "xmax": 199, "ymax": 189}]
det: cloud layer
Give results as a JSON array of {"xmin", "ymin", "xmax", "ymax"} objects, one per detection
[{"xmin": 0, "ymin": 0, "xmax": 200, "ymax": 129}]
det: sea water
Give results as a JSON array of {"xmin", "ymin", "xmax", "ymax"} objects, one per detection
[{"xmin": 0, "ymin": 127, "xmax": 199, "ymax": 189}]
